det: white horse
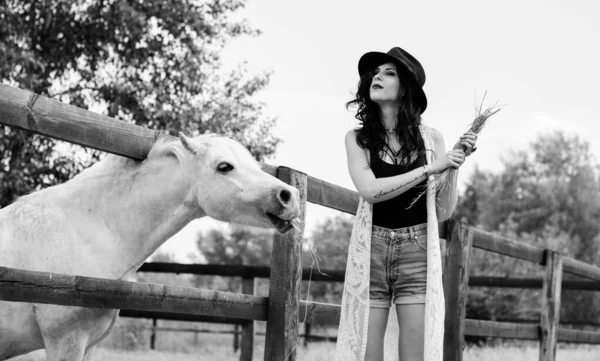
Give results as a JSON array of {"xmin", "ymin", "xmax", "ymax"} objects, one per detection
[{"xmin": 0, "ymin": 133, "xmax": 300, "ymax": 361}]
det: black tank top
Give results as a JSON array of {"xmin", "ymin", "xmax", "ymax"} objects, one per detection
[{"xmin": 371, "ymin": 153, "xmax": 428, "ymax": 229}]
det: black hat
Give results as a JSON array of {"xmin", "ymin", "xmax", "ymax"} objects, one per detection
[{"xmin": 358, "ymin": 47, "xmax": 427, "ymax": 113}]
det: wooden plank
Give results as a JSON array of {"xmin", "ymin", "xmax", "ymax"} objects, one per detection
[
  {"xmin": 471, "ymin": 228, "xmax": 545, "ymax": 264},
  {"xmin": 140, "ymin": 264, "xmax": 600, "ymax": 291},
  {"xmin": 469, "ymin": 276, "xmax": 543, "ymax": 288},
  {"xmin": 119, "ymin": 310, "xmax": 247, "ymax": 324},
  {"xmin": 298, "ymin": 301, "xmax": 341, "ymax": 326},
  {"xmin": 557, "ymin": 328, "xmax": 600, "ymax": 344},
  {"xmin": 136, "ymin": 262, "xmax": 600, "ymax": 289},
  {"xmin": 468, "ymin": 276, "xmax": 600, "ymax": 291},
  {"xmin": 539, "ymin": 251, "xmax": 562, "ymax": 361},
  {"xmin": 123, "ymin": 300, "xmax": 342, "ymax": 327},
  {"xmin": 443, "ymin": 219, "xmax": 474, "ymax": 361},
  {"xmin": 0, "ymin": 84, "xmax": 161, "ymax": 160},
  {"xmin": 240, "ymin": 277, "xmax": 255, "ymax": 361},
  {"xmin": 0, "ymin": 266, "xmax": 267, "ymax": 321},
  {"xmin": 306, "ymin": 175, "xmax": 358, "ymax": 215},
  {"xmin": 562, "ymin": 257, "xmax": 600, "ymax": 282},
  {"xmin": 138, "ymin": 262, "xmax": 346, "ymax": 282},
  {"xmin": 464, "ymin": 319, "xmax": 539, "ymax": 340},
  {"xmin": 264, "ymin": 167, "xmax": 307, "ymax": 361},
  {"xmin": 123, "ymin": 325, "xmax": 240, "ymax": 335}
]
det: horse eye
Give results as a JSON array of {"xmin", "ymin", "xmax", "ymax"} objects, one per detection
[{"xmin": 217, "ymin": 162, "xmax": 234, "ymax": 174}]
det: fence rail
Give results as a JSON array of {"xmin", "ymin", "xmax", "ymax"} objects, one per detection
[
  {"xmin": 2, "ymin": 84, "xmax": 600, "ymax": 361},
  {"xmin": 139, "ymin": 262, "xmax": 600, "ymax": 290}
]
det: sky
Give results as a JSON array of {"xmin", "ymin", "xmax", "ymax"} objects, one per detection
[{"xmin": 157, "ymin": 0, "xmax": 600, "ymax": 261}]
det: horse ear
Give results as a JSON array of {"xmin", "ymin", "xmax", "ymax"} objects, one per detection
[{"xmin": 179, "ymin": 132, "xmax": 207, "ymax": 155}]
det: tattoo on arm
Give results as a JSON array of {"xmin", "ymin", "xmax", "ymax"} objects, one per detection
[{"xmin": 373, "ymin": 172, "xmax": 424, "ymax": 199}]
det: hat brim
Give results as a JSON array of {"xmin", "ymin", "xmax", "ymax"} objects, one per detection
[{"xmin": 358, "ymin": 52, "xmax": 427, "ymax": 113}]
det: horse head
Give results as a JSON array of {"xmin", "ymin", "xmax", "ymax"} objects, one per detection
[{"xmin": 176, "ymin": 132, "xmax": 300, "ymax": 233}]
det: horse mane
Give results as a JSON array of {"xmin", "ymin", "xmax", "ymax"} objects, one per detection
[{"xmin": 67, "ymin": 136, "xmax": 187, "ymax": 181}]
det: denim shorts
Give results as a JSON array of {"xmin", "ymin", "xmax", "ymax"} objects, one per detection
[{"xmin": 369, "ymin": 223, "xmax": 428, "ymax": 307}]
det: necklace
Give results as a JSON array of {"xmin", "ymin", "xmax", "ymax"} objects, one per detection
[{"xmin": 385, "ymin": 128, "xmax": 395, "ymax": 134}]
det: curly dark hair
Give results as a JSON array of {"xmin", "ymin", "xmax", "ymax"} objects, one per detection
[{"xmin": 347, "ymin": 66, "xmax": 426, "ymax": 167}]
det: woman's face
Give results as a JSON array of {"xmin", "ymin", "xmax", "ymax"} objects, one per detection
[{"xmin": 369, "ymin": 62, "xmax": 402, "ymax": 105}]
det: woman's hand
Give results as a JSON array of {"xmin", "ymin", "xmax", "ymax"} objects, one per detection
[
  {"xmin": 454, "ymin": 131, "xmax": 478, "ymax": 156},
  {"xmin": 429, "ymin": 149, "xmax": 465, "ymax": 174}
]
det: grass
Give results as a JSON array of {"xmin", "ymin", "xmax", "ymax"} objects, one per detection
[
  {"xmin": 12, "ymin": 342, "xmax": 600, "ymax": 361},
  {"xmin": 10, "ymin": 319, "xmax": 600, "ymax": 361},
  {"xmin": 11, "ymin": 338, "xmax": 600, "ymax": 361}
]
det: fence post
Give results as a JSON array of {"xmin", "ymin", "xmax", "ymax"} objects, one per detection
[
  {"xmin": 443, "ymin": 219, "xmax": 473, "ymax": 361},
  {"xmin": 240, "ymin": 276, "xmax": 255, "ymax": 361},
  {"xmin": 303, "ymin": 322, "xmax": 311, "ymax": 347},
  {"xmin": 539, "ymin": 250, "xmax": 562, "ymax": 361},
  {"xmin": 264, "ymin": 167, "xmax": 307, "ymax": 361},
  {"xmin": 233, "ymin": 324, "xmax": 240, "ymax": 352},
  {"xmin": 150, "ymin": 318, "xmax": 157, "ymax": 350}
]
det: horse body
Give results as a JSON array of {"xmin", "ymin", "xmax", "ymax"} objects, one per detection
[{"xmin": 0, "ymin": 133, "xmax": 300, "ymax": 360}]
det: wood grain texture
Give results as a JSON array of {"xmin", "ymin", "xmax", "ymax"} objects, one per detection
[
  {"xmin": 264, "ymin": 167, "xmax": 307, "ymax": 361},
  {"xmin": 471, "ymin": 227, "xmax": 545, "ymax": 264},
  {"xmin": 443, "ymin": 219, "xmax": 474, "ymax": 361},
  {"xmin": 562, "ymin": 257, "xmax": 600, "ymax": 282},
  {"xmin": 0, "ymin": 266, "xmax": 267, "ymax": 320},
  {"xmin": 0, "ymin": 84, "xmax": 161, "ymax": 159},
  {"xmin": 557, "ymin": 328, "xmax": 600, "ymax": 344},
  {"xmin": 468, "ymin": 276, "xmax": 600, "ymax": 290},
  {"xmin": 138, "ymin": 262, "xmax": 346, "ymax": 282},
  {"xmin": 298, "ymin": 301, "xmax": 341, "ymax": 326},
  {"xmin": 539, "ymin": 251, "xmax": 562, "ymax": 361},
  {"xmin": 465, "ymin": 319, "xmax": 600, "ymax": 344},
  {"xmin": 240, "ymin": 277, "xmax": 255, "ymax": 361},
  {"xmin": 306, "ymin": 174, "xmax": 358, "ymax": 214},
  {"xmin": 119, "ymin": 310, "xmax": 247, "ymax": 324},
  {"xmin": 464, "ymin": 319, "xmax": 539, "ymax": 339}
]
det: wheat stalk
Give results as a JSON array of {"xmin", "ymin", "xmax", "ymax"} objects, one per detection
[{"xmin": 409, "ymin": 93, "xmax": 502, "ymax": 208}]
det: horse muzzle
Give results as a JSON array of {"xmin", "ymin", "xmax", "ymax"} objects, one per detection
[{"xmin": 266, "ymin": 186, "xmax": 300, "ymax": 234}]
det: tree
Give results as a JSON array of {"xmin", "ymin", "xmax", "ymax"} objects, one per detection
[
  {"xmin": 456, "ymin": 130, "xmax": 600, "ymax": 324},
  {"xmin": 200, "ymin": 228, "xmax": 274, "ymax": 267},
  {"xmin": 195, "ymin": 227, "xmax": 274, "ymax": 292},
  {"xmin": 0, "ymin": 0, "xmax": 279, "ymax": 207},
  {"xmin": 302, "ymin": 214, "xmax": 353, "ymax": 304}
]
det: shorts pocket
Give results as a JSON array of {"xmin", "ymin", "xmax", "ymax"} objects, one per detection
[{"xmin": 413, "ymin": 233, "xmax": 427, "ymax": 251}]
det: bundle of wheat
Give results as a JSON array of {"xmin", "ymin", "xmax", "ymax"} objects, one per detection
[{"xmin": 410, "ymin": 95, "xmax": 502, "ymax": 208}]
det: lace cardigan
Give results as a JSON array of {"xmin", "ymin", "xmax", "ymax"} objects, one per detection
[{"xmin": 335, "ymin": 125, "xmax": 445, "ymax": 361}]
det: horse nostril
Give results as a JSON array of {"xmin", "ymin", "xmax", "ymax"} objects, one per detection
[{"xmin": 279, "ymin": 189, "xmax": 292, "ymax": 204}]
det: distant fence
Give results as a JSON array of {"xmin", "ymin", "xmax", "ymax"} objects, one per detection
[{"xmin": 1, "ymin": 84, "xmax": 600, "ymax": 361}]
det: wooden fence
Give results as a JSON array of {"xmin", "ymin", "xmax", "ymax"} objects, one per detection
[
  {"xmin": 0, "ymin": 84, "xmax": 600, "ymax": 361},
  {"xmin": 126, "ymin": 262, "xmax": 600, "ymax": 352}
]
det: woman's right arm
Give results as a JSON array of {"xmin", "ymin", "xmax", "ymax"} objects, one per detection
[{"xmin": 345, "ymin": 129, "xmax": 462, "ymax": 204}]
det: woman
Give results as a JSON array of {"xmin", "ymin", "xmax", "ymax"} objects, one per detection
[{"xmin": 335, "ymin": 47, "xmax": 477, "ymax": 361}]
